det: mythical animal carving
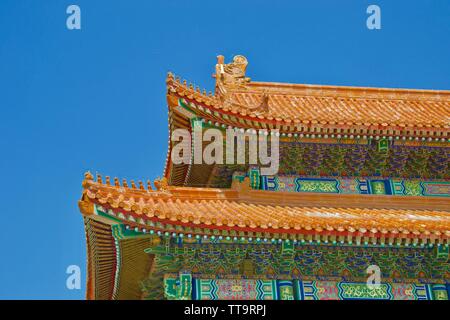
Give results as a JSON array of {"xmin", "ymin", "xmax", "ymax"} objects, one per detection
[
  {"xmin": 215, "ymin": 55, "xmax": 250, "ymax": 92},
  {"xmin": 154, "ymin": 177, "xmax": 169, "ymax": 191},
  {"xmin": 215, "ymin": 55, "xmax": 270, "ymax": 115}
]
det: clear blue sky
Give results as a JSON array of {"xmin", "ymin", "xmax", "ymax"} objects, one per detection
[{"xmin": 0, "ymin": 0, "xmax": 449, "ymax": 299}]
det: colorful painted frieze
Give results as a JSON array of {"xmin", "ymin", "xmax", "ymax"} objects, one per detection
[
  {"xmin": 164, "ymin": 274, "xmax": 447, "ymax": 300},
  {"xmin": 260, "ymin": 175, "xmax": 449, "ymax": 197}
]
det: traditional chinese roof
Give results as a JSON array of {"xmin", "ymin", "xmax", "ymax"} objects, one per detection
[
  {"xmin": 164, "ymin": 55, "xmax": 450, "ymax": 186},
  {"xmin": 167, "ymin": 55, "xmax": 450, "ymax": 137},
  {"xmin": 79, "ymin": 56, "xmax": 450, "ymax": 300},
  {"xmin": 79, "ymin": 173, "xmax": 450, "ymax": 245}
]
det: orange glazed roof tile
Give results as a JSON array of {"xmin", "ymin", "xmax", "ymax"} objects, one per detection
[
  {"xmin": 166, "ymin": 55, "xmax": 450, "ymax": 133},
  {"xmin": 80, "ymin": 173, "xmax": 450, "ymax": 242},
  {"xmin": 227, "ymin": 84, "xmax": 450, "ymax": 128}
]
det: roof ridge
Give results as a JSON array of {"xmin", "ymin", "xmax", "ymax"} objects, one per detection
[
  {"xmin": 247, "ymin": 81, "xmax": 450, "ymax": 98},
  {"xmin": 166, "ymin": 56, "xmax": 450, "ymax": 137},
  {"xmin": 80, "ymin": 176, "xmax": 450, "ymax": 241},
  {"xmin": 82, "ymin": 172, "xmax": 449, "ymax": 211}
]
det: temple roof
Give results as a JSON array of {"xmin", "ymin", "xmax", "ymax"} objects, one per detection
[
  {"xmin": 164, "ymin": 55, "xmax": 449, "ymax": 186},
  {"xmin": 167, "ymin": 55, "xmax": 450, "ymax": 133},
  {"xmin": 223, "ymin": 82, "xmax": 449, "ymax": 128},
  {"xmin": 79, "ymin": 173, "xmax": 450, "ymax": 244}
]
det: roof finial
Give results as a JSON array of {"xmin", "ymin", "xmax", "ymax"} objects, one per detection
[
  {"xmin": 82, "ymin": 171, "xmax": 94, "ymax": 188},
  {"xmin": 215, "ymin": 54, "xmax": 250, "ymax": 96},
  {"xmin": 154, "ymin": 177, "xmax": 168, "ymax": 191},
  {"xmin": 166, "ymin": 72, "xmax": 174, "ymax": 82},
  {"xmin": 84, "ymin": 171, "xmax": 94, "ymax": 181}
]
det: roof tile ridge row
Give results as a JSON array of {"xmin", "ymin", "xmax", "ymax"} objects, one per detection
[
  {"xmin": 247, "ymin": 81, "xmax": 450, "ymax": 101},
  {"xmin": 83, "ymin": 189, "xmax": 450, "ymax": 238},
  {"xmin": 80, "ymin": 173, "xmax": 450, "ymax": 238},
  {"xmin": 166, "ymin": 73, "xmax": 450, "ymax": 131},
  {"xmin": 82, "ymin": 172, "xmax": 450, "ymax": 212},
  {"xmin": 166, "ymin": 72, "xmax": 218, "ymax": 107},
  {"xmin": 81, "ymin": 171, "xmax": 239, "ymax": 200}
]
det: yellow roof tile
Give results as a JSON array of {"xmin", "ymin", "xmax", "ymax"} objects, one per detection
[
  {"xmin": 166, "ymin": 56, "xmax": 450, "ymax": 133},
  {"xmin": 80, "ymin": 175, "xmax": 450, "ymax": 241}
]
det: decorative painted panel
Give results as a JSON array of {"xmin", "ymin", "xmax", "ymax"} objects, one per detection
[
  {"xmin": 260, "ymin": 175, "xmax": 449, "ymax": 197},
  {"xmin": 144, "ymin": 238, "xmax": 449, "ymax": 300},
  {"xmin": 298, "ymin": 281, "xmax": 433, "ymax": 300},
  {"xmin": 164, "ymin": 274, "xmax": 444, "ymax": 300},
  {"xmin": 192, "ymin": 279, "xmax": 278, "ymax": 300},
  {"xmin": 278, "ymin": 142, "xmax": 449, "ymax": 179}
]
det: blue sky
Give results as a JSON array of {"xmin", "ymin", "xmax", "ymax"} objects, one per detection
[{"xmin": 0, "ymin": 0, "xmax": 449, "ymax": 299}]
